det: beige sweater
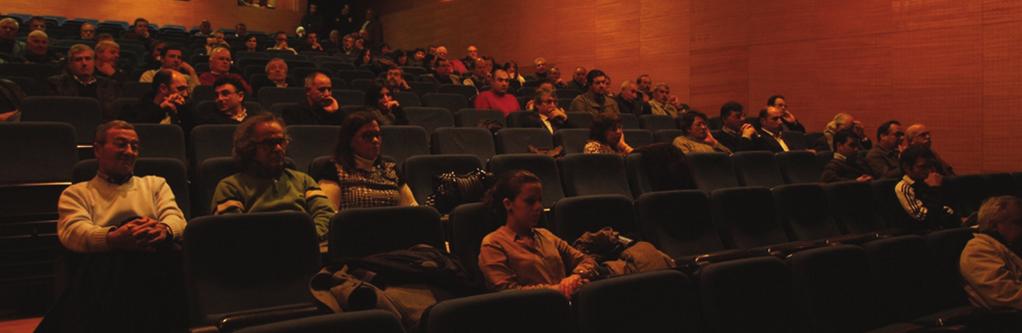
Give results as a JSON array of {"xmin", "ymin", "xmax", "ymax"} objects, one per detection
[
  {"xmin": 960, "ymin": 232, "xmax": 1022, "ymax": 311},
  {"xmin": 57, "ymin": 176, "xmax": 187, "ymax": 253}
]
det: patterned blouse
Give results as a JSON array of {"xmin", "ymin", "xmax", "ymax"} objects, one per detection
[
  {"xmin": 312, "ymin": 157, "xmax": 404, "ymax": 209},
  {"xmin": 584, "ymin": 140, "xmax": 621, "ymax": 154}
]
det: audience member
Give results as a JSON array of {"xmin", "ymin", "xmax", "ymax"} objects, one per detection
[
  {"xmin": 867, "ymin": 120, "xmax": 904, "ymax": 179},
  {"xmin": 359, "ymin": 8, "xmax": 384, "ymax": 50},
  {"xmin": 96, "ymin": 33, "xmax": 114, "ymax": 43},
  {"xmin": 0, "ymin": 78, "xmax": 25, "ymax": 122},
  {"xmin": 47, "ymin": 44, "xmax": 120, "ymax": 119},
  {"xmin": 139, "ymin": 45, "xmax": 199, "ymax": 92},
  {"xmin": 649, "ymin": 83, "xmax": 680, "ymax": 118},
  {"xmin": 547, "ymin": 66, "xmax": 568, "ymax": 89},
  {"xmin": 198, "ymin": 47, "xmax": 252, "ymax": 94},
  {"xmin": 409, "ymin": 48, "xmax": 427, "ymax": 67},
  {"xmin": 338, "ymin": 34, "xmax": 358, "ymax": 58},
  {"xmin": 324, "ymin": 30, "xmax": 342, "ymax": 54},
  {"xmin": 904, "ymin": 123, "xmax": 955, "ymax": 176},
  {"xmin": 194, "ymin": 20, "xmax": 213, "ymax": 37},
  {"xmin": 251, "ymin": 57, "xmax": 296, "ymax": 91},
  {"xmin": 504, "ymin": 61, "xmax": 526, "ymax": 93},
  {"xmin": 478, "ymin": 170, "xmax": 597, "ymax": 297},
  {"xmin": 673, "ymin": 110, "xmax": 732, "ymax": 155},
  {"xmin": 212, "ymin": 114, "xmax": 335, "ymax": 240},
  {"xmin": 27, "ymin": 16, "xmax": 46, "ymax": 32},
  {"xmin": 753, "ymin": 106, "xmax": 794, "ymax": 153},
  {"xmin": 715, "ymin": 101, "xmax": 758, "ymax": 152},
  {"xmin": 766, "ymin": 94, "xmax": 805, "ymax": 133},
  {"xmin": 21, "ymin": 30, "xmax": 63, "ymax": 64},
  {"xmin": 301, "ymin": 4, "xmax": 327, "ymax": 37},
  {"xmin": 960, "ymin": 196, "xmax": 1022, "ymax": 313},
  {"xmin": 268, "ymin": 31, "xmax": 298, "ymax": 55},
  {"xmin": 241, "ymin": 34, "xmax": 259, "ymax": 53},
  {"xmin": 94, "ymin": 40, "xmax": 130, "ymax": 82},
  {"xmin": 895, "ymin": 145, "xmax": 958, "ymax": 231},
  {"xmin": 53, "ymin": 120, "xmax": 187, "ymax": 331},
  {"xmin": 521, "ymin": 90, "xmax": 568, "ymax": 134},
  {"xmin": 143, "ymin": 40, "xmax": 167, "ymax": 70},
  {"xmin": 0, "ymin": 18, "xmax": 25, "ymax": 56},
  {"xmin": 363, "ymin": 81, "xmax": 407, "ymax": 125},
  {"xmin": 527, "ymin": 57, "xmax": 549, "ymax": 82},
  {"xmin": 459, "ymin": 45, "xmax": 480, "ymax": 72},
  {"xmin": 312, "ymin": 111, "xmax": 417, "ymax": 213},
  {"xmin": 570, "ymin": 69, "xmax": 619, "ymax": 114},
  {"xmin": 121, "ymin": 69, "xmax": 193, "ymax": 127},
  {"xmin": 194, "ymin": 76, "xmax": 261, "ymax": 125},
  {"xmin": 79, "ymin": 22, "xmax": 96, "ymax": 41},
  {"xmin": 281, "ymin": 72, "xmax": 345, "ymax": 125},
  {"xmin": 614, "ymin": 81, "xmax": 650, "ymax": 115},
  {"xmin": 474, "ymin": 69, "xmax": 520, "ymax": 116},
  {"xmin": 300, "ymin": 31, "xmax": 325, "ymax": 53},
  {"xmin": 636, "ymin": 74, "xmax": 653, "ymax": 102},
  {"xmin": 568, "ymin": 66, "xmax": 588, "ymax": 92},
  {"xmin": 584, "ymin": 113, "xmax": 633, "ymax": 155},
  {"xmin": 462, "ymin": 57, "xmax": 492, "ymax": 91},
  {"xmin": 122, "ymin": 18, "xmax": 154, "ymax": 47},
  {"xmin": 233, "ymin": 23, "xmax": 248, "ymax": 39},
  {"xmin": 202, "ymin": 31, "xmax": 229, "ymax": 56},
  {"xmin": 823, "ymin": 113, "xmax": 871, "ymax": 150},
  {"xmin": 333, "ymin": 4, "xmax": 357, "ymax": 36},
  {"xmin": 433, "ymin": 58, "xmax": 461, "ymax": 85},
  {"xmin": 383, "ymin": 66, "xmax": 412, "ymax": 92},
  {"xmin": 820, "ymin": 128, "xmax": 873, "ymax": 183}
]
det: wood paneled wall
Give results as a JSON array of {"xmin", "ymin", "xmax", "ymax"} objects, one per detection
[{"xmin": 3, "ymin": 0, "xmax": 306, "ymax": 33}]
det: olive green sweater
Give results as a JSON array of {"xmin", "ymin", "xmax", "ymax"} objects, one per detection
[{"xmin": 212, "ymin": 169, "xmax": 335, "ymax": 240}]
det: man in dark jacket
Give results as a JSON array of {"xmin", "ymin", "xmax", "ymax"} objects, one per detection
[
  {"xmin": 820, "ymin": 128, "xmax": 873, "ymax": 183},
  {"xmin": 48, "ymin": 44, "xmax": 121, "ymax": 119},
  {"xmin": 281, "ymin": 72, "xmax": 345, "ymax": 125}
]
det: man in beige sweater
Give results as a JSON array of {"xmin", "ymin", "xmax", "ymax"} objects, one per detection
[{"xmin": 960, "ymin": 196, "xmax": 1022, "ymax": 312}]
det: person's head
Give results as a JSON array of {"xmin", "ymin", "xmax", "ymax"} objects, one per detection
[
  {"xmin": 354, "ymin": 37, "xmax": 365, "ymax": 49},
  {"xmin": 341, "ymin": 4, "xmax": 351, "ymax": 15},
  {"xmin": 308, "ymin": 3, "xmax": 318, "ymax": 13},
  {"xmin": 94, "ymin": 40, "xmax": 120, "ymax": 64},
  {"xmin": 636, "ymin": 74, "xmax": 652, "ymax": 92},
  {"xmin": 160, "ymin": 45, "xmax": 184, "ymax": 70},
  {"xmin": 304, "ymin": 72, "xmax": 333, "ymax": 106},
  {"xmin": 491, "ymin": 69, "xmax": 510, "ymax": 95},
  {"xmin": 619, "ymin": 81, "xmax": 638, "ymax": 101},
  {"xmin": 199, "ymin": 20, "xmax": 212, "ymax": 34},
  {"xmin": 206, "ymin": 31, "xmax": 225, "ymax": 46},
  {"xmin": 504, "ymin": 61, "xmax": 519, "ymax": 77},
  {"xmin": 434, "ymin": 58, "xmax": 452, "ymax": 76},
  {"xmin": 978, "ymin": 196, "xmax": 1022, "ymax": 242},
  {"xmin": 548, "ymin": 66, "xmax": 561, "ymax": 81},
  {"xmin": 830, "ymin": 113, "xmax": 855, "ymax": 131},
  {"xmin": 364, "ymin": 81, "xmax": 395, "ymax": 111},
  {"xmin": 329, "ymin": 30, "xmax": 340, "ymax": 43},
  {"xmin": 306, "ymin": 32, "xmax": 318, "ymax": 44},
  {"xmin": 720, "ymin": 101, "xmax": 745, "ymax": 132},
  {"xmin": 94, "ymin": 121, "xmax": 139, "ymax": 178},
  {"xmin": 899, "ymin": 145, "xmax": 937, "ymax": 181},
  {"xmin": 767, "ymin": 95, "xmax": 787, "ymax": 112},
  {"xmin": 79, "ymin": 23, "xmax": 96, "ymax": 40},
  {"xmin": 366, "ymin": 8, "xmax": 377, "ymax": 20},
  {"xmin": 759, "ymin": 106, "xmax": 783, "ymax": 133},
  {"xmin": 28, "ymin": 17, "xmax": 46, "ymax": 32},
  {"xmin": 904, "ymin": 123, "xmax": 932, "ymax": 148},
  {"xmin": 265, "ymin": 58, "xmax": 288, "ymax": 83},
  {"xmin": 537, "ymin": 82, "xmax": 556, "ymax": 94},
  {"xmin": 208, "ymin": 47, "xmax": 233, "ymax": 74},
  {"xmin": 0, "ymin": 18, "xmax": 19, "ymax": 40},
  {"xmin": 586, "ymin": 69, "xmax": 610, "ymax": 95},
  {"xmin": 133, "ymin": 18, "xmax": 149, "ymax": 35},
  {"xmin": 96, "ymin": 33, "xmax": 114, "ymax": 42},
  {"xmin": 652, "ymin": 83, "xmax": 670, "ymax": 103},
  {"xmin": 234, "ymin": 114, "xmax": 289, "ymax": 175},
  {"xmin": 274, "ymin": 31, "xmax": 288, "ymax": 46},
  {"xmin": 152, "ymin": 69, "xmax": 190, "ymax": 101},
  {"xmin": 435, "ymin": 46, "xmax": 448, "ymax": 59},
  {"xmin": 393, "ymin": 50, "xmax": 409, "ymax": 65},
  {"xmin": 533, "ymin": 57, "xmax": 548, "ymax": 74},
  {"xmin": 484, "ymin": 170, "xmax": 543, "ymax": 226},
  {"xmin": 66, "ymin": 44, "xmax": 95, "ymax": 79},
  {"xmin": 214, "ymin": 76, "xmax": 245, "ymax": 114},
  {"xmin": 385, "ymin": 66, "xmax": 403, "ymax": 82},
  {"xmin": 342, "ymin": 34, "xmax": 354, "ymax": 49},
  {"xmin": 533, "ymin": 90, "xmax": 557, "ymax": 116},
  {"xmin": 876, "ymin": 120, "xmax": 903, "ymax": 150},
  {"xmin": 590, "ymin": 113, "xmax": 623, "ymax": 145},
  {"xmin": 149, "ymin": 40, "xmax": 167, "ymax": 60},
  {"xmin": 466, "ymin": 45, "xmax": 478, "ymax": 59},
  {"xmin": 235, "ymin": 23, "xmax": 247, "ymax": 35},
  {"xmin": 413, "ymin": 48, "xmax": 426, "ymax": 61},
  {"xmin": 679, "ymin": 110, "xmax": 710, "ymax": 140},
  {"xmin": 334, "ymin": 111, "xmax": 382, "ymax": 167},
  {"xmin": 832, "ymin": 128, "xmax": 862, "ymax": 156},
  {"xmin": 573, "ymin": 66, "xmax": 588, "ymax": 84},
  {"xmin": 244, "ymin": 35, "xmax": 258, "ymax": 51},
  {"xmin": 473, "ymin": 57, "xmax": 489, "ymax": 77},
  {"xmin": 26, "ymin": 30, "xmax": 49, "ymax": 56}
]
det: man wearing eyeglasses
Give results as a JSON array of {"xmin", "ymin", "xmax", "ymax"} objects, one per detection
[
  {"xmin": 199, "ymin": 47, "xmax": 252, "ymax": 95},
  {"xmin": 867, "ymin": 120, "xmax": 905, "ymax": 179},
  {"xmin": 121, "ymin": 69, "xmax": 194, "ymax": 128},
  {"xmin": 904, "ymin": 123, "xmax": 955, "ymax": 177},
  {"xmin": 281, "ymin": 72, "xmax": 345, "ymax": 125},
  {"xmin": 212, "ymin": 114, "xmax": 335, "ymax": 240}
]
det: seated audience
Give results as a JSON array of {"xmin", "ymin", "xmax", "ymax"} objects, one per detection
[
  {"xmin": 143, "ymin": 40, "xmax": 167, "ymax": 70},
  {"xmin": 570, "ymin": 69, "xmax": 619, "ymax": 114},
  {"xmin": 202, "ymin": 31, "xmax": 229, "ymax": 56},
  {"xmin": 867, "ymin": 120, "xmax": 904, "ymax": 179},
  {"xmin": 715, "ymin": 101, "xmax": 758, "ymax": 152},
  {"xmin": 281, "ymin": 72, "xmax": 345, "ymax": 125},
  {"xmin": 21, "ymin": 30, "xmax": 63, "ymax": 64},
  {"xmin": 121, "ymin": 18, "xmax": 154, "ymax": 47},
  {"xmin": 584, "ymin": 113, "xmax": 633, "ymax": 155},
  {"xmin": 300, "ymin": 31, "xmax": 325, "ymax": 53},
  {"xmin": 79, "ymin": 23, "xmax": 96, "ymax": 41},
  {"xmin": 139, "ymin": 45, "xmax": 199, "ymax": 92},
  {"xmin": 649, "ymin": 83, "xmax": 680, "ymax": 118},
  {"xmin": 527, "ymin": 57, "xmax": 549, "ymax": 82},
  {"xmin": 823, "ymin": 113, "xmax": 872, "ymax": 150},
  {"xmin": 546, "ymin": 66, "xmax": 568, "ymax": 89},
  {"xmin": 753, "ymin": 106, "xmax": 795, "ymax": 153},
  {"xmin": 312, "ymin": 112, "xmax": 417, "ymax": 212},
  {"xmin": 960, "ymin": 196, "xmax": 1022, "ymax": 313},
  {"xmin": 905, "ymin": 123, "xmax": 955, "ymax": 176},
  {"xmin": 47, "ymin": 44, "xmax": 120, "ymax": 119},
  {"xmin": 459, "ymin": 44, "xmax": 480, "ymax": 72},
  {"xmin": 251, "ymin": 58, "xmax": 297, "ymax": 92},
  {"xmin": 895, "ymin": 145, "xmax": 958, "ymax": 231},
  {"xmin": 212, "ymin": 114, "xmax": 335, "ymax": 240},
  {"xmin": 478, "ymin": 170, "xmax": 597, "ymax": 297},
  {"xmin": 53, "ymin": 120, "xmax": 187, "ymax": 331},
  {"xmin": 383, "ymin": 66, "xmax": 412, "ymax": 92},
  {"xmin": 766, "ymin": 94, "xmax": 805, "ymax": 133},
  {"xmin": 820, "ymin": 128, "xmax": 873, "ymax": 183},
  {"xmin": 94, "ymin": 40, "xmax": 130, "ymax": 82},
  {"xmin": 0, "ymin": 78, "xmax": 25, "ymax": 122},
  {"xmin": 121, "ymin": 69, "xmax": 193, "ymax": 127},
  {"xmin": 673, "ymin": 110, "xmax": 732, "ymax": 154},
  {"xmin": 521, "ymin": 90, "xmax": 568, "ymax": 134},
  {"xmin": 194, "ymin": 20, "xmax": 213, "ymax": 37},
  {"xmin": 233, "ymin": 23, "xmax": 248, "ymax": 39},
  {"xmin": 568, "ymin": 66, "xmax": 588, "ymax": 92},
  {"xmin": 198, "ymin": 47, "xmax": 252, "ymax": 95},
  {"xmin": 26, "ymin": 16, "xmax": 47, "ymax": 32},
  {"xmin": 338, "ymin": 34, "xmax": 358, "ymax": 58},
  {"xmin": 363, "ymin": 81, "xmax": 407, "ymax": 125},
  {"xmin": 474, "ymin": 69, "xmax": 520, "ymax": 116},
  {"xmin": 504, "ymin": 61, "xmax": 526, "ymax": 93},
  {"xmin": 324, "ymin": 30, "xmax": 342, "ymax": 54},
  {"xmin": 614, "ymin": 81, "xmax": 650, "ymax": 116},
  {"xmin": 432, "ymin": 58, "xmax": 461, "ymax": 85},
  {"xmin": 462, "ymin": 57, "xmax": 492, "ymax": 91},
  {"xmin": 636, "ymin": 74, "xmax": 653, "ymax": 102},
  {"xmin": 268, "ymin": 31, "xmax": 298, "ymax": 55},
  {"xmin": 0, "ymin": 18, "xmax": 25, "ymax": 56},
  {"xmin": 240, "ymin": 34, "xmax": 260, "ymax": 53},
  {"xmin": 194, "ymin": 76, "xmax": 261, "ymax": 125},
  {"xmin": 354, "ymin": 48, "xmax": 385, "ymax": 73}
]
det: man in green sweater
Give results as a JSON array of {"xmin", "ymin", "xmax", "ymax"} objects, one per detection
[{"xmin": 212, "ymin": 114, "xmax": 335, "ymax": 240}]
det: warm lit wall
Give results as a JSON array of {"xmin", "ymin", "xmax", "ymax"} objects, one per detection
[
  {"xmin": 377, "ymin": 0, "xmax": 1021, "ymax": 174},
  {"xmin": 3, "ymin": 0, "xmax": 306, "ymax": 33}
]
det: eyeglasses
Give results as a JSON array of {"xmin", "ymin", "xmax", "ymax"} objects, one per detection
[{"xmin": 255, "ymin": 137, "xmax": 289, "ymax": 149}]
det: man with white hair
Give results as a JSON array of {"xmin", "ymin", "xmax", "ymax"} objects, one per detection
[
  {"xmin": 614, "ymin": 80, "xmax": 650, "ymax": 115},
  {"xmin": 22, "ymin": 30, "xmax": 63, "ymax": 64},
  {"xmin": 961, "ymin": 196, "xmax": 1022, "ymax": 315},
  {"xmin": 48, "ymin": 44, "xmax": 121, "ymax": 119},
  {"xmin": 0, "ymin": 18, "xmax": 25, "ymax": 56}
]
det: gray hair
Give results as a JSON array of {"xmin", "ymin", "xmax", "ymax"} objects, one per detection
[
  {"xmin": 66, "ymin": 43, "xmax": 93, "ymax": 61},
  {"xmin": 0, "ymin": 18, "xmax": 19, "ymax": 30},
  {"xmin": 978, "ymin": 196, "xmax": 1022, "ymax": 233}
]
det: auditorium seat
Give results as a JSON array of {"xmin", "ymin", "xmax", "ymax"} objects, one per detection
[
  {"xmin": 400, "ymin": 66, "xmax": 427, "ymax": 77},
  {"xmin": 257, "ymin": 87, "xmax": 305, "ymax": 110},
  {"xmin": 504, "ymin": 111, "xmax": 536, "ymax": 128},
  {"xmin": 618, "ymin": 113, "xmax": 640, "ymax": 129},
  {"xmin": 421, "ymin": 93, "xmax": 468, "ymax": 113},
  {"xmin": 335, "ymin": 69, "xmax": 375, "ymax": 81},
  {"xmin": 437, "ymin": 84, "xmax": 478, "ymax": 101},
  {"xmin": 233, "ymin": 311, "xmax": 405, "ymax": 333},
  {"xmin": 551, "ymin": 194, "xmax": 636, "ymax": 243},
  {"xmin": 924, "ymin": 227, "xmax": 974, "ymax": 314},
  {"xmin": 431, "ymin": 127, "xmax": 496, "ymax": 163},
  {"xmin": 710, "ymin": 187, "xmax": 789, "ymax": 250},
  {"xmin": 422, "ymin": 289, "xmax": 570, "ymax": 333},
  {"xmin": 574, "ymin": 270, "xmax": 699, "ymax": 333},
  {"xmin": 564, "ymin": 112, "xmax": 594, "ymax": 129},
  {"xmin": 403, "ymin": 106, "xmax": 455, "ymax": 135},
  {"xmin": 270, "ymin": 102, "xmax": 298, "ymax": 117},
  {"xmin": 0, "ymin": 63, "xmax": 60, "ymax": 81},
  {"xmin": 558, "ymin": 153, "xmax": 631, "ymax": 198},
  {"xmin": 286, "ymin": 125, "xmax": 341, "ymax": 172},
  {"xmin": 640, "ymin": 115, "xmax": 676, "ymax": 131},
  {"xmin": 183, "ymin": 211, "xmax": 322, "ymax": 330},
  {"xmin": 776, "ymin": 151, "xmax": 822, "ymax": 184},
  {"xmin": 121, "ymin": 81, "xmax": 151, "ymax": 98},
  {"xmin": 190, "ymin": 124, "xmax": 238, "ymax": 169},
  {"xmin": 983, "ymin": 172, "xmax": 1016, "ymax": 197},
  {"xmin": 454, "ymin": 108, "xmax": 505, "ymax": 127},
  {"xmin": 0, "ymin": 122, "xmax": 77, "ymax": 184},
  {"xmin": 698, "ymin": 256, "xmax": 793, "ymax": 333},
  {"xmin": 487, "ymin": 154, "xmax": 564, "ymax": 207},
  {"xmin": 781, "ymin": 131, "xmax": 809, "ymax": 151},
  {"xmin": 328, "ymin": 206, "xmax": 445, "ymax": 260},
  {"xmin": 654, "ymin": 129, "xmax": 685, "ymax": 143},
  {"xmin": 623, "ymin": 129, "xmax": 653, "ymax": 149},
  {"xmin": 552, "ymin": 128, "xmax": 589, "ymax": 154},
  {"xmin": 686, "ymin": 152, "xmax": 739, "ymax": 192},
  {"xmin": 941, "ymin": 174, "xmax": 987, "ymax": 219},
  {"xmin": 634, "ymin": 190, "xmax": 726, "ymax": 260},
  {"xmin": 824, "ymin": 181, "xmax": 888, "ymax": 235},
  {"xmin": 494, "ymin": 128, "xmax": 553, "ymax": 154},
  {"xmin": 109, "ymin": 97, "xmax": 139, "ymax": 121},
  {"xmin": 624, "ymin": 153, "xmax": 651, "ymax": 198},
  {"xmin": 772, "ymin": 184, "xmax": 844, "ymax": 242},
  {"xmin": 788, "ymin": 245, "xmax": 895, "ymax": 333},
  {"xmin": 554, "ymin": 88, "xmax": 581, "ymax": 100},
  {"xmin": 863, "ymin": 235, "xmax": 949, "ymax": 324},
  {"xmin": 72, "ymin": 158, "xmax": 192, "ymax": 218},
  {"xmin": 731, "ymin": 151, "xmax": 784, "ymax": 188},
  {"xmin": 193, "ymin": 100, "xmax": 264, "ymax": 122},
  {"xmin": 393, "ymin": 90, "xmax": 421, "ymax": 107},
  {"xmin": 402, "ymin": 154, "xmax": 484, "ymax": 204},
  {"xmin": 871, "ymin": 178, "xmax": 914, "ymax": 233},
  {"xmin": 331, "ymin": 89, "xmax": 365, "ymax": 106},
  {"xmin": 191, "ymin": 85, "xmax": 216, "ymax": 103},
  {"xmin": 380, "ymin": 125, "xmax": 429, "ymax": 165},
  {"xmin": 194, "ymin": 156, "xmax": 237, "ymax": 217},
  {"xmin": 409, "ymin": 81, "xmax": 437, "ymax": 96},
  {"xmin": 449, "ymin": 202, "xmax": 503, "ymax": 287},
  {"xmin": 20, "ymin": 96, "xmax": 102, "ymax": 145}
]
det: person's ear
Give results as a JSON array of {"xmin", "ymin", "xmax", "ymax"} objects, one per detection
[{"xmin": 502, "ymin": 198, "xmax": 512, "ymax": 212}]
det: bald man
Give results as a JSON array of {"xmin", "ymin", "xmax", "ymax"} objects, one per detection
[{"xmin": 904, "ymin": 123, "xmax": 955, "ymax": 176}]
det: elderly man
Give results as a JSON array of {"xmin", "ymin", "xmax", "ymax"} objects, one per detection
[
  {"xmin": 281, "ymin": 72, "xmax": 344, "ymax": 125},
  {"xmin": 867, "ymin": 120, "xmax": 904, "ymax": 179},
  {"xmin": 527, "ymin": 57, "xmax": 550, "ymax": 82},
  {"xmin": 569, "ymin": 69, "xmax": 620, "ymax": 115},
  {"xmin": 48, "ymin": 44, "xmax": 121, "ymax": 119},
  {"xmin": 79, "ymin": 22, "xmax": 96, "ymax": 41},
  {"xmin": 53, "ymin": 120, "xmax": 188, "ymax": 331},
  {"xmin": 121, "ymin": 69, "xmax": 193, "ymax": 128},
  {"xmin": 252, "ymin": 58, "xmax": 295, "ymax": 92},
  {"xmin": 636, "ymin": 74, "xmax": 653, "ymax": 102},
  {"xmin": 212, "ymin": 114, "xmax": 334, "ymax": 240},
  {"xmin": 0, "ymin": 18, "xmax": 25, "ymax": 56},
  {"xmin": 904, "ymin": 123, "xmax": 955, "ymax": 176},
  {"xmin": 198, "ymin": 47, "xmax": 252, "ymax": 95},
  {"xmin": 195, "ymin": 76, "xmax": 261, "ymax": 125},
  {"xmin": 649, "ymin": 83, "xmax": 680, "ymax": 118},
  {"xmin": 139, "ymin": 45, "xmax": 199, "ymax": 92},
  {"xmin": 474, "ymin": 69, "xmax": 520, "ymax": 116},
  {"xmin": 22, "ymin": 30, "xmax": 63, "ymax": 64},
  {"xmin": 614, "ymin": 80, "xmax": 650, "ymax": 115},
  {"xmin": 459, "ymin": 44, "xmax": 480, "ymax": 71},
  {"xmin": 568, "ymin": 66, "xmax": 588, "ymax": 92},
  {"xmin": 94, "ymin": 40, "xmax": 129, "ymax": 82},
  {"xmin": 961, "ymin": 196, "xmax": 1022, "ymax": 317}
]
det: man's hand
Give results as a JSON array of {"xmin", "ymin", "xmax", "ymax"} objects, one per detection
[
  {"xmin": 384, "ymin": 99, "xmax": 400, "ymax": 110},
  {"xmin": 558, "ymin": 274, "xmax": 587, "ymax": 298},
  {"xmin": 925, "ymin": 171, "xmax": 943, "ymax": 187},
  {"xmin": 856, "ymin": 175, "xmax": 874, "ymax": 182},
  {"xmin": 107, "ymin": 219, "xmax": 149, "ymax": 251},
  {"xmin": 781, "ymin": 110, "xmax": 797, "ymax": 123},
  {"xmin": 550, "ymin": 108, "xmax": 567, "ymax": 121},
  {"xmin": 740, "ymin": 123, "xmax": 756, "ymax": 139},
  {"xmin": 703, "ymin": 128, "xmax": 719, "ymax": 145},
  {"xmin": 178, "ymin": 62, "xmax": 197, "ymax": 75},
  {"xmin": 322, "ymin": 96, "xmax": 340, "ymax": 113},
  {"xmin": 160, "ymin": 92, "xmax": 185, "ymax": 113}
]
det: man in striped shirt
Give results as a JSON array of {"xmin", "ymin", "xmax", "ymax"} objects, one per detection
[{"xmin": 895, "ymin": 145, "xmax": 958, "ymax": 231}]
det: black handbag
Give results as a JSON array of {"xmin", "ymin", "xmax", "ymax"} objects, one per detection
[{"xmin": 425, "ymin": 168, "xmax": 493, "ymax": 214}]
